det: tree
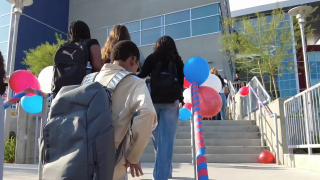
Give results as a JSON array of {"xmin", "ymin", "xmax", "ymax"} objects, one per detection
[
  {"xmin": 221, "ymin": 8, "xmax": 319, "ymax": 99},
  {"xmin": 22, "ymin": 33, "xmax": 66, "ymax": 76}
]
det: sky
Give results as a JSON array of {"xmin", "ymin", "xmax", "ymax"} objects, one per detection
[{"xmin": 229, "ymin": 0, "xmax": 290, "ymax": 12}]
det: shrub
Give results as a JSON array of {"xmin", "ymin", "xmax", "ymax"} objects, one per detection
[{"xmin": 4, "ymin": 137, "xmax": 16, "ymax": 163}]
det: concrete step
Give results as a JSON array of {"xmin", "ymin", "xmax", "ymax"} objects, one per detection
[
  {"xmin": 140, "ymin": 153, "xmax": 260, "ymax": 163},
  {"xmin": 144, "ymin": 146, "xmax": 268, "ymax": 154},
  {"xmin": 177, "ymin": 126, "xmax": 259, "ymax": 132},
  {"xmin": 179, "ymin": 120, "xmax": 256, "ymax": 126},
  {"xmin": 148, "ymin": 139, "xmax": 262, "ymax": 146},
  {"xmin": 176, "ymin": 132, "xmax": 261, "ymax": 139}
]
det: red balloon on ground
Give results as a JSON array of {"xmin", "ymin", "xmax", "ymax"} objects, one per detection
[
  {"xmin": 198, "ymin": 86, "xmax": 222, "ymax": 117},
  {"xmin": 259, "ymin": 150, "xmax": 274, "ymax": 164},
  {"xmin": 184, "ymin": 78, "xmax": 191, "ymax": 88},
  {"xmin": 9, "ymin": 70, "xmax": 40, "ymax": 96},
  {"xmin": 239, "ymin": 87, "xmax": 249, "ymax": 96},
  {"xmin": 183, "ymin": 103, "xmax": 192, "ymax": 110}
]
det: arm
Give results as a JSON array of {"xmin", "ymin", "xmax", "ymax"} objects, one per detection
[
  {"xmin": 90, "ymin": 45, "xmax": 103, "ymax": 72},
  {"xmin": 137, "ymin": 54, "xmax": 153, "ymax": 79},
  {"xmin": 126, "ymin": 81, "xmax": 157, "ymax": 164}
]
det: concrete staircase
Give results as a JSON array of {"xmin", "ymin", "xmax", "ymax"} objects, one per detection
[{"xmin": 141, "ymin": 120, "xmax": 268, "ymax": 163}]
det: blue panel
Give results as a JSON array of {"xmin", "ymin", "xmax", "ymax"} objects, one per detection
[
  {"xmin": 141, "ymin": 27, "xmax": 163, "ymax": 45},
  {"xmin": 15, "ymin": 0, "xmax": 69, "ymax": 70},
  {"xmin": 0, "ymin": 1, "xmax": 12, "ymax": 15},
  {"xmin": 141, "ymin": 16, "xmax": 164, "ymax": 30},
  {"xmin": 125, "ymin": 21, "xmax": 140, "ymax": 33},
  {"xmin": 165, "ymin": 22, "xmax": 190, "ymax": 40},
  {"xmin": 192, "ymin": 16, "xmax": 220, "ymax": 36},
  {"xmin": 191, "ymin": 4, "xmax": 219, "ymax": 19},
  {"xmin": 130, "ymin": 32, "xmax": 140, "ymax": 46},
  {"xmin": 165, "ymin": 10, "xmax": 190, "ymax": 25}
]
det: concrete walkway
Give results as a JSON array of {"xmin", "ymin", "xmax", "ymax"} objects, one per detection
[{"xmin": 3, "ymin": 163, "xmax": 320, "ymax": 180}]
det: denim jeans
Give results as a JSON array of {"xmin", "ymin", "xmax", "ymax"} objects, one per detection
[
  {"xmin": 220, "ymin": 93, "xmax": 227, "ymax": 120},
  {"xmin": 152, "ymin": 100, "xmax": 179, "ymax": 180}
]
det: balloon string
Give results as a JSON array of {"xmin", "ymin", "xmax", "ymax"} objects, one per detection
[{"xmin": 3, "ymin": 87, "xmax": 45, "ymax": 110}]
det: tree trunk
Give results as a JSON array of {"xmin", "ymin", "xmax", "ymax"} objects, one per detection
[
  {"xmin": 269, "ymin": 75, "xmax": 274, "ymax": 98},
  {"xmin": 271, "ymin": 74, "xmax": 279, "ymax": 99},
  {"xmin": 257, "ymin": 58, "xmax": 266, "ymax": 89}
]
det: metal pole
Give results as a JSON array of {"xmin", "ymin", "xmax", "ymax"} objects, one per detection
[
  {"xmin": 4, "ymin": 2, "xmax": 23, "ymax": 141},
  {"xmin": 190, "ymin": 112, "xmax": 197, "ymax": 180},
  {"xmin": 34, "ymin": 116, "xmax": 39, "ymax": 164},
  {"xmin": 299, "ymin": 22, "xmax": 311, "ymax": 89},
  {"xmin": 38, "ymin": 95, "xmax": 47, "ymax": 180},
  {"xmin": 274, "ymin": 113, "xmax": 280, "ymax": 165},
  {"xmin": 259, "ymin": 104, "xmax": 264, "ymax": 147},
  {"xmin": 0, "ymin": 96, "xmax": 5, "ymax": 180}
]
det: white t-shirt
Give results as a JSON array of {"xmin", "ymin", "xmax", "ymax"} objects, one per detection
[{"xmin": 220, "ymin": 79, "xmax": 228, "ymax": 93}]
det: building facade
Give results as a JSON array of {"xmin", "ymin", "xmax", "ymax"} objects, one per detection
[
  {"xmin": 0, "ymin": 1, "xmax": 11, "ymax": 61},
  {"xmin": 69, "ymin": 0, "xmax": 233, "ymax": 79}
]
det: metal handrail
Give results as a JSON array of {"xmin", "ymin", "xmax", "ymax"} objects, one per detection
[{"xmin": 248, "ymin": 76, "xmax": 272, "ymax": 103}]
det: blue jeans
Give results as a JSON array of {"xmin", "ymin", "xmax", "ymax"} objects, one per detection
[
  {"xmin": 220, "ymin": 93, "xmax": 227, "ymax": 120},
  {"xmin": 152, "ymin": 100, "xmax": 179, "ymax": 180}
]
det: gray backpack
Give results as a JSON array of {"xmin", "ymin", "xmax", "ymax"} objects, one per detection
[{"xmin": 39, "ymin": 71, "xmax": 133, "ymax": 180}]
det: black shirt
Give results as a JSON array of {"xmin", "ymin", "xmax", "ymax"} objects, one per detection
[
  {"xmin": 74, "ymin": 39, "xmax": 100, "ymax": 64},
  {"xmin": 138, "ymin": 53, "xmax": 184, "ymax": 102}
]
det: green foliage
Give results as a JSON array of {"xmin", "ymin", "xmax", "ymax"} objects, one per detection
[
  {"xmin": 221, "ymin": 7, "xmax": 319, "ymax": 98},
  {"xmin": 4, "ymin": 137, "xmax": 16, "ymax": 163},
  {"xmin": 22, "ymin": 33, "xmax": 66, "ymax": 76}
]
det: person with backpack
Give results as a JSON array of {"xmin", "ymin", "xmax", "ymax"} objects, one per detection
[
  {"xmin": 51, "ymin": 20, "xmax": 103, "ymax": 94},
  {"xmin": 210, "ymin": 68, "xmax": 228, "ymax": 120},
  {"xmin": 101, "ymin": 25, "xmax": 131, "ymax": 64},
  {"xmin": 41, "ymin": 40, "xmax": 157, "ymax": 180},
  {"xmin": 138, "ymin": 36, "xmax": 184, "ymax": 180}
]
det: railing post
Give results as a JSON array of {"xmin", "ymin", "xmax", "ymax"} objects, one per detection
[
  {"xmin": 259, "ymin": 104, "xmax": 264, "ymax": 147},
  {"xmin": 274, "ymin": 113, "xmax": 280, "ymax": 165},
  {"xmin": 38, "ymin": 94, "xmax": 48, "ymax": 180},
  {"xmin": 190, "ymin": 110, "xmax": 196, "ymax": 178},
  {"xmin": 302, "ymin": 93, "xmax": 312, "ymax": 155},
  {"xmin": 248, "ymin": 86, "xmax": 252, "ymax": 121}
]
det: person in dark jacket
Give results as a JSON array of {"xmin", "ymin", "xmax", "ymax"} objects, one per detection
[{"xmin": 138, "ymin": 36, "xmax": 184, "ymax": 180}]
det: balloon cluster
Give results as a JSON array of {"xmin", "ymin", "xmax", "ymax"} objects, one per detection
[
  {"xmin": 8, "ymin": 66, "xmax": 53, "ymax": 114},
  {"xmin": 179, "ymin": 57, "xmax": 223, "ymax": 120}
]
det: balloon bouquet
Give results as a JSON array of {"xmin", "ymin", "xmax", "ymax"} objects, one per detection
[
  {"xmin": 8, "ymin": 66, "xmax": 53, "ymax": 114},
  {"xmin": 179, "ymin": 57, "xmax": 223, "ymax": 120}
]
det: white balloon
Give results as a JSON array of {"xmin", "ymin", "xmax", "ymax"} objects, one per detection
[
  {"xmin": 38, "ymin": 66, "xmax": 54, "ymax": 93},
  {"xmin": 183, "ymin": 88, "xmax": 191, "ymax": 103},
  {"xmin": 200, "ymin": 74, "xmax": 222, "ymax": 93}
]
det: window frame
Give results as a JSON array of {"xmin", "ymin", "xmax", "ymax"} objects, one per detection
[{"xmin": 103, "ymin": 2, "xmax": 222, "ymax": 47}]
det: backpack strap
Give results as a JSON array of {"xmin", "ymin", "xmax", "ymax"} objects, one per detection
[
  {"xmin": 106, "ymin": 71, "xmax": 134, "ymax": 93},
  {"xmin": 81, "ymin": 72, "xmax": 99, "ymax": 85}
]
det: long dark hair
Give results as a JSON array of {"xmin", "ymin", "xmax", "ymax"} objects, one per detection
[
  {"xmin": 0, "ymin": 51, "xmax": 7, "ymax": 95},
  {"xmin": 153, "ymin": 36, "xmax": 184, "ymax": 68},
  {"xmin": 101, "ymin": 25, "xmax": 131, "ymax": 64},
  {"xmin": 68, "ymin": 21, "xmax": 91, "ymax": 42}
]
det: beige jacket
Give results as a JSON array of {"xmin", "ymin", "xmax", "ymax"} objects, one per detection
[{"xmin": 95, "ymin": 64, "xmax": 157, "ymax": 180}]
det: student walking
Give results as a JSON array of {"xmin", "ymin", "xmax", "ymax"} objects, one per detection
[
  {"xmin": 138, "ymin": 36, "xmax": 184, "ymax": 180},
  {"xmin": 101, "ymin": 25, "xmax": 131, "ymax": 64},
  {"xmin": 97, "ymin": 41, "xmax": 157, "ymax": 179},
  {"xmin": 210, "ymin": 68, "xmax": 228, "ymax": 120}
]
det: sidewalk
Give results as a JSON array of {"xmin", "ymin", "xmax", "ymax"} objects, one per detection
[{"xmin": 3, "ymin": 163, "xmax": 320, "ymax": 180}]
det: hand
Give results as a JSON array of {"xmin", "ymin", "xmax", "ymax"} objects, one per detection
[{"xmin": 125, "ymin": 159, "xmax": 143, "ymax": 178}]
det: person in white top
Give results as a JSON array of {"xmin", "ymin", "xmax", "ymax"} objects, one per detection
[{"xmin": 210, "ymin": 68, "xmax": 228, "ymax": 120}]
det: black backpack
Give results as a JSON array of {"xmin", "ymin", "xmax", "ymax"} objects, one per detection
[
  {"xmin": 51, "ymin": 40, "xmax": 90, "ymax": 94},
  {"xmin": 150, "ymin": 61, "xmax": 182, "ymax": 103}
]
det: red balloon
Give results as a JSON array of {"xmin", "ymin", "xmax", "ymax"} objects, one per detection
[
  {"xmin": 183, "ymin": 103, "xmax": 192, "ymax": 110},
  {"xmin": 184, "ymin": 78, "xmax": 191, "ymax": 88},
  {"xmin": 259, "ymin": 150, "xmax": 274, "ymax": 164},
  {"xmin": 9, "ymin": 70, "xmax": 40, "ymax": 96},
  {"xmin": 239, "ymin": 87, "xmax": 249, "ymax": 96},
  {"xmin": 198, "ymin": 86, "xmax": 222, "ymax": 117}
]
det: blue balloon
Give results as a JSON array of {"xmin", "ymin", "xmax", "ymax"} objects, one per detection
[
  {"xmin": 21, "ymin": 95, "xmax": 43, "ymax": 114},
  {"xmin": 184, "ymin": 57, "xmax": 210, "ymax": 85},
  {"xmin": 179, "ymin": 108, "xmax": 191, "ymax": 121}
]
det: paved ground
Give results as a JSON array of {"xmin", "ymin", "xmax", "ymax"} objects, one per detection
[{"xmin": 3, "ymin": 163, "xmax": 320, "ymax": 180}]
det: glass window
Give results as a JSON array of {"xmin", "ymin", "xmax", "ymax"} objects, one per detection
[
  {"xmin": 165, "ymin": 22, "xmax": 190, "ymax": 40},
  {"xmin": 0, "ymin": 1, "xmax": 12, "ymax": 15},
  {"xmin": 165, "ymin": 10, "xmax": 190, "ymax": 25},
  {"xmin": 0, "ymin": 42, "xmax": 8, "ymax": 54},
  {"xmin": 141, "ymin": 27, "xmax": 163, "ymax": 45},
  {"xmin": 130, "ymin": 32, "xmax": 140, "ymax": 46},
  {"xmin": 108, "ymin": 26, "xmax": 114, "ymax": 36},
  {"xmin": 0, "ymin": 26, "xmax": 9, "ymax": 42},
  {"xmin": 0, "ymin": 14, "xmax": 10, "ymax": 27},
  {"xmin": 192, "ymin": 16, "xmax": 220, "ymax": 36},
  {"xmin": 125, "ymin": 21, "xmax": 140, "ymax": 33},
  {"xmin": 191, "ymin": 4, "xmax": 219, "ymax": 19},
  {"xmin": 141, "ymin": 16, "xmax": 163, "ymax": 30}
]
